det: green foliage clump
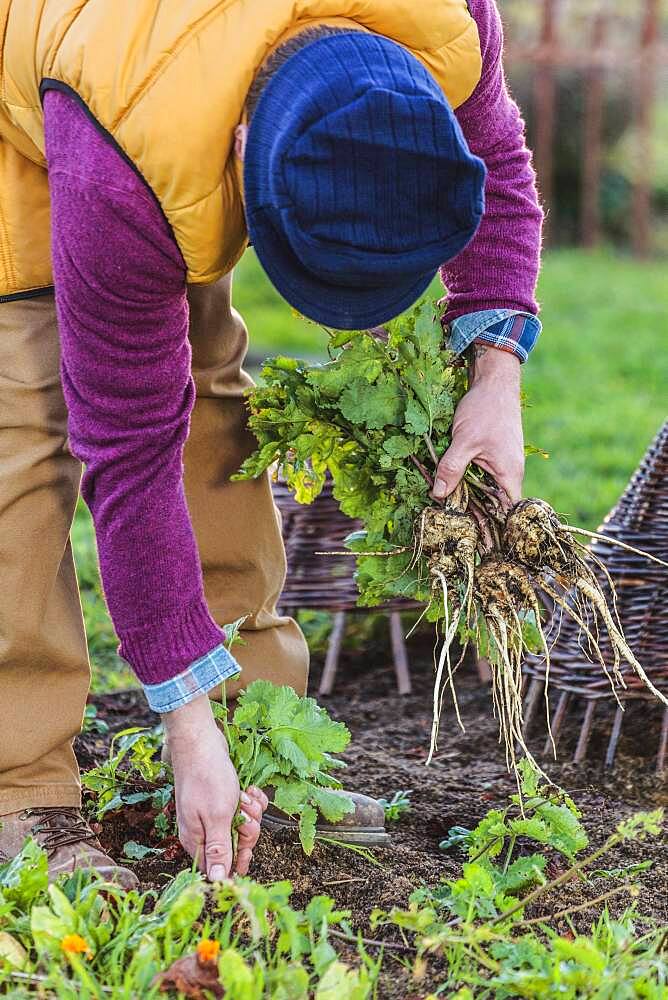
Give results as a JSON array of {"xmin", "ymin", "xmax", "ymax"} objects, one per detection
[
  {"xmin": 81, "ymin": 679, "xmax": 353, "ymax": 858},
  {"xmin": 81, "ymin": 725, "xmax": 174, "ymax": 845},
  {"xmin": 373, "ymin": 765, "xmax": 665, "ymax": 998},
  {"xmin": 378, "ymin": 790, "xmax": 412, "ymax": 823},
  {"xmin": 216, "ymin": 680, "xmax": 354, "ymax": 854},
  {"xmin": 236, "ymin": 296, "xmax": 668, "ymax": 782},
  {"xmin": 417, "ymin": 761, "xmax": 589, "ymax": 925},
  {"xmin": 0, "ymin": 848, "xmax": 378, "ymax": 998},
  {"xmin": 236, "ymin": 300, "xmax": 468, "ymax": 613},
  {"xmin": 212, "ymin": 879, "xmax": 380, "ymax": 999}
]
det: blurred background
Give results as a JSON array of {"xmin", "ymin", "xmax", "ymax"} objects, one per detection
[
  {"xmin": 502, "ymin": 0, "xmax": 668, "ymax": 254},
  {"xmin": 76, "ymin": 0, "xmax": 668, "ymax": 688}
]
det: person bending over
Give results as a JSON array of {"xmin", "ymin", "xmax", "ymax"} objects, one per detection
[{"xmin": 0, "ymin": 0, "xmax": 542, "ymax": 885}]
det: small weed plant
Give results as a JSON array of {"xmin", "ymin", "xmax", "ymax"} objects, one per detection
[
  {"xmin": 378, "ymin": 790, "xmax": 412, "ymax": 823},
  {"xmin": 81, "ymin": 705, "xmax": 109, "ymax": 736},
  {"xmin": 81, "ymin": 679, "xmax": 354, "ymax": 856},
  {"xmin": 81, "ymin": 724, "xmax": 175, "ymax": 848}
]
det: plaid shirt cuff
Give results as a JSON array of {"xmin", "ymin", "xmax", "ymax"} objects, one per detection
[
  {"xmin": 143, "ymin": 644, "xmax": 241, "ymax": 714},
  {"xmin": 447, "ymin": 309, "xmax": 542, "ymax": 363}
]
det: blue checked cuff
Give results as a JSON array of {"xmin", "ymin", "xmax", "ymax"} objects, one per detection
[
  {"xmin": 447, "ymin": 309, "xmax": 542, "ymax": 364},
  {"xmin": 143, "ymin": 643, "xmax": 241, "ymax": 714}
]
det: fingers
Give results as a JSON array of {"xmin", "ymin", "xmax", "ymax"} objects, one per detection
[
  {"xmin": 234, "ymin": 846, "xmax": 254, "ymax": 876},
  {"xmin": 247, "ymin": 786, "xmax": 269, "ymax": 812},
  {"xmin": 233, "ymin": 788, "xmax": 267, "ymax": 876},
  {"xmin": 239, "ymin": 789, "xmax": 265, "ymax": 822},
  {"xmin": 476, "ymin": 457, "xmax": 523, "ymax": 507},
  {"xmin": 432, "ymin": 441, "xmax": 473, "ymax": 501},
  {"xmin": 236, "ymin": 813, "xmax": 261, "ymax": 852},
  {"xmin": 233, "ymin": 814, "xmax": 261, "ymax": 876},
  {"xmin": 182, "ymin": 787, "xmax": 269, "ymax": 882},
  {"xmin": 433, "ymin": 445, "xmax": 522, "ymax": 508},
  {"xmin": 179, "ymin": 824, "xmax": 205, "ymax": 872},
  {"xmin": 497, "ymin": 479, "xmax": 520, "ymax": 509},
  {"xmin": 178, "ymin": 810, "xmax": 234, "ymax": 882},
  {"xmin": 194, "ymin": 805, "xmax": 233, "ymax": 882},
  {"xmin": 233, "ymin": 813, "xmax": 261, "ymax": 878},
  {"xmin": 205, "ymin": 829, "xmax": 233, "ymax": 883}
]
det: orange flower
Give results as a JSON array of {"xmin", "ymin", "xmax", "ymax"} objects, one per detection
[
  {"xmin": 196, "ymin": 939, "xmax": 221, "ymax": 964},
  {"xmin": 61, "ymin": 934, "xmax": 92, "ymax": 959}
]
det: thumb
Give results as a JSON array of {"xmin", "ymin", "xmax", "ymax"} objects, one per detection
[{"xmin": 432, "ymin": 441, "xmax": 473, "ymax": 501}]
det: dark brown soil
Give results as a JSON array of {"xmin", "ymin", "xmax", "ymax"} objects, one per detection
[{"xmin": 76, "ymin": 635, "xmax": 668, "ymax": 998}]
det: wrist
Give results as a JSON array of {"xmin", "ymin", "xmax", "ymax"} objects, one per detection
[
  {"xmin": 162, "ymin": 693, "xmax": 218, "ymax": 739},
  {"xmin": 469, "ymin": 342, "xmax": 521, "ymax": 385}
]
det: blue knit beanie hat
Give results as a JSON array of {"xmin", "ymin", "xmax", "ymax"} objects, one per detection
[{"xmin": 244, "ymin": 32, "xmax": 486, "ymax": 330}]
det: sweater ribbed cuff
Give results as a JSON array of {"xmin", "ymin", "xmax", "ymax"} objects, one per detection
[{"xmin": 117, "ymin": 595, "xmax": 227, "ymax": 686}]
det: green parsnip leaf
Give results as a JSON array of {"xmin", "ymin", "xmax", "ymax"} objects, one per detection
[
  {"xmin": 299, "ymin": 804, "xmax": 318, "ymax": 856},
  {"xmin": 235, "ymin": 298, "xmax": 465, "ymax": 616},
  {"xmin": 222, "ymin": 681, "xmax": 354, "ymax": 855},
  {"xmin": 338, "ymin": 375, "xmax": 405, "ymax": 429}
]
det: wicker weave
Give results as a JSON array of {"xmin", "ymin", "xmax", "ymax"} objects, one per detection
[
  {"xmin": 523, "ymin": 421, "xmax": 668, "ymax": 768},
  {"xmin": 526, "ymin": 421, "xmax": 668, "ymax": 696},
  {"xmin": 272, "ymin": 476, "xmax": 421, "ymax": 614},
  {"xmin": 271, "ymin": 475, "xmax": 423, "ymax": 695}
]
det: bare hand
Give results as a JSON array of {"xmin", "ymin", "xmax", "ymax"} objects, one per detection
[
  {"xmin": 432, "ymin": 344, "xmax": 524, "ymax": 506},
  {"xmin": 163, "ymin": 695, "xmax": 268, "ymax": 880}
]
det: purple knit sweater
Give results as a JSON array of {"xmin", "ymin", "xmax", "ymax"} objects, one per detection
[{"xmin": 43, "ymin": 0, "xmax": 542, "ymax": 686}]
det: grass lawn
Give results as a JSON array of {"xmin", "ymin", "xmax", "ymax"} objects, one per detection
[
  {"xmin": 521, "ymin": 250, "xmax": 667, "ymax": 525},
  {"xmin": 75, "ymin": 248, "xmax": 667, "ymax": 683}
]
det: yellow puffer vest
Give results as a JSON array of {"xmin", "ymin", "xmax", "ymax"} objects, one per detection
[{"xmin": 0, "ymin": 0, "xmax": 481, "ymax": 301}]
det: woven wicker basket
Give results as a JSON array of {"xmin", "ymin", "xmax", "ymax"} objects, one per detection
[{"xmin": 524, "ymin": 421, "xmax": 668, "ymax": 768}]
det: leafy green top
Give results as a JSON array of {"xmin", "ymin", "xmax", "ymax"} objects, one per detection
[
  {"xmin": 81, "ymin": 678, "xmax": 353, "ymax": 858},
  {"xmin": 216, "ymin": 680, "xmax": 353, "ymax": 855},
  {"xmin": 236, "ymin": 301, "xmax": 469, "ymax": 613}
]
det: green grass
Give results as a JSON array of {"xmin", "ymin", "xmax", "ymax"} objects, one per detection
[
  {"xmin": 72, "ymin": 508, "xmax": 136, "ymax": 691},
  {"xmin": 76, "ymin": 248, "xmax": 667, "ymax": 686},
  {"xmin": 522, "ymin": 250, "xmax": 668, "ymax": 526}
]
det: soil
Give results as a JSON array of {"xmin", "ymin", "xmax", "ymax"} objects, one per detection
[{"xmin": 76, "ymin": 633, "xmax": 668, "ymax": 998}]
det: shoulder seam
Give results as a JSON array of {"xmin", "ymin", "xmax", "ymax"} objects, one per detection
[{"xmin": 40, "ymin": 79, "xmax": 176, "ymax": 242}]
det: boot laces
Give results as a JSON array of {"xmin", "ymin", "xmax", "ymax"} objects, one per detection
[{"xmin": 19, "ymin": 807, "xmax": 98, "ymax": 858}]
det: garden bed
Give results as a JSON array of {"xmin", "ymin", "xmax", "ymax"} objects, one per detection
[{"xmin": 76, "ymin": 633, "xmax": 668, "ymax": 998}]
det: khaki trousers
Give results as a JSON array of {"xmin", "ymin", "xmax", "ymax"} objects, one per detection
[{"xmin": 0, "ymin": 276, "xmax": 309, "ymax": 816}]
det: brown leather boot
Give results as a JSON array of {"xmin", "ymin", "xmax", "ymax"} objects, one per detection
[
  {"xmin": 0, "ymin": 807, "xmax": 138, "ymax": 889},
  {"xmin": 262, "ymin": 789, "xmax": 390, "ymax": 847}
]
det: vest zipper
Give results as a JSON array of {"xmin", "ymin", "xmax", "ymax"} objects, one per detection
[{"xmin": 0, "ymin": 285, "xmax": 54, "ymax": 304}]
